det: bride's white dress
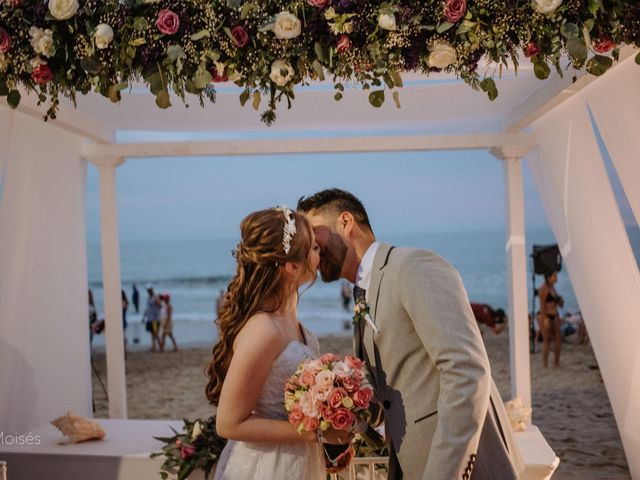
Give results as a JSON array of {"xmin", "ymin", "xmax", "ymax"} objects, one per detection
[{"xmin": 214, "ymin": 326, "xmax": 326, "ymax": 480}]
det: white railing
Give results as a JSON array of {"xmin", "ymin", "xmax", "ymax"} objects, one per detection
[{"xmin": 330, "ymin": 456, "xmax": 389, "ymax": 480}]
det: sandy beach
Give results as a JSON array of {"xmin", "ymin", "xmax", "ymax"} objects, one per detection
[{"xmin": 91, "ymin": 328, "xmax": 630, "ymax": 479}]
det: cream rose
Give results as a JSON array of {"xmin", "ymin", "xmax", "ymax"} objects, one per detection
[
  {"xmin": 272, "ymin": 12, "xmax": 301, "ymax": 40},
  {"xmin": 532, "ymin": 0, "xmax": 562, "ymax": 14},
  {"xmin": 427, "ymin": 41, "xmax": 457, "ymax": 69},
  {"xmin": 29, "ymin": 27, "xmax": 55, "ymax": 58},
  {"xmin": 378, "ymin": 12, "xmax": 397, "ymax": 31},
  {"xmin": 48, "ymin": 0, "xmax": 79, "ymax": 20},
  {"xmin": 269, "ymin": 59, "xmax": 294, "ymax": 86},
  {"xmin": 94, "ymin": 24, "xmax": 114, "ymax": 50}
]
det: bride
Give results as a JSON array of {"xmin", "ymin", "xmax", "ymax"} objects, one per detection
[{"xmin": 205, "ymin": 206, "xmax": 352, "ymax": 480}]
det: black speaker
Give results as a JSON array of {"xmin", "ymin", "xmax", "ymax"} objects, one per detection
[{"xmin": 532, "ymin": 244, "xmax": 562, "ymax": 275}]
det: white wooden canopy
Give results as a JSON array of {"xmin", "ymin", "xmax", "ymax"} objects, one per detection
[{"xmin": 1, "ymin": 47, "xmax": 639, "ymax": 479}]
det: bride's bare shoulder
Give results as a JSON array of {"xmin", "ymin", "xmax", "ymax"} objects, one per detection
[{"xmin": 234, "ymin": 312, "xmax": 285, "ymax": 354}]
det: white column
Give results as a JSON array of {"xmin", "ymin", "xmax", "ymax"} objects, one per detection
[
  {"xmin": 491, "ymin": 146, "xmax": 532, "ymax": 412},
  {"xmin": 91, "ymin": 156, "xmax": 128, "ymax": 419}
]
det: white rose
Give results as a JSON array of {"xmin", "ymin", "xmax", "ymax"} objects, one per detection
[
  {"xmin": 95, "ymin": 24, "xmax": 114, "ymax": 50},
  {"xmin": 48, "ymin": 0, "xmax": 79, "ymax": 20},
  {"xmin": 272, "ymin": 12, "xmax": 301, "ymax": 40},
  {"xmin": 30, "ymin": 56, "xmax": 47, "ymax": 69},
  {"xmin": 29, "ymin": 27, "xmax": 55, "ymax": 58},
  {"xmin": 0, "ymin": 53, "xmax": 8, "ymax": 73},
  {"xmin": 427, "ymin": 41, "xmax": 457, "ymax": 69},
  {"xmin": 378, "ymin": 12, "xmax": 397, "ymax": 31},
  {"xmin": 190, "ymin": 421, "xmax": 203, "ymax": 441},
  {"xmin": 269, "ymin": 59, "xmax": 294, "ymax": 87},
  {"xmin": 532, "ymin": 0, "xmax": 562, "ymax": 14}
]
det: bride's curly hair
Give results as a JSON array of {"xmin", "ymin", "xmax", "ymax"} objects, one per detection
[{"xmin": 205, "ymin": 208, "xmax": 314, "ymax": 406}]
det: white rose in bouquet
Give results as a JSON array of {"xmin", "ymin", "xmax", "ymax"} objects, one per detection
[
  {"xmin": 48, "ymin": 0, "xmax": 79, "ymax": 20},
  {"xmin": 532, "ymin": 0, "xmax": 562, "ymax": 14},
  {"xmin": 378, "ymin": 12, "xmax": 397, "ymax": 31},
  {"xmin": 272, "ymin": 12, "xmax": 301, "ymax": 40},
  {"xmin": 427, "ymin": 41, "xmax": 457, "ymax": 69},
  {"xmin": 269, "ymin": 59, "xmax": 294, "ymax": 87},
  {"xmin": 94, "ymin": 24, "xmax": 114, "ymax": 49}
]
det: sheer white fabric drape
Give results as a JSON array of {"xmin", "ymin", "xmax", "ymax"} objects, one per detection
[
  {"xmin": 528, "ymin": 92, "xmax": 640, "ymax": 479},
  {"xmin": 0, "ymin": 108, "xmax": 92, "ymax": 433}
]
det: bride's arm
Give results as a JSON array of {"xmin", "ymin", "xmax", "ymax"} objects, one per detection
[{"xmin": 215, "ymin": 314, "xmax": 317, "ymax": 443}]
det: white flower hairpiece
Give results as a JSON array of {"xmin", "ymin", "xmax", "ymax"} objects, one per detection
[{"xmin": 276, "ymin": 205, "xmax": 297, "ymax": 254}]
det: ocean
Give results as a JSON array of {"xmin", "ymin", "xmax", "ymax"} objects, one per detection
[{"xmin": 87, "ymin": 227, "xmax": 640, "ymax": 349}]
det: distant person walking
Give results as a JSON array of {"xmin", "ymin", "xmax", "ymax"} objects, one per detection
[
  {"xmin": 160, "ymin": 294, "xmax": 178, "ymax": 352},
  {"xmin": 132, "ymin": 284, "xmax": 140, "ymax": 314},
  {"xmin": 340, "ymin": 281, "xmax": 351, "ymax": 312},
  {"xmin": 538, "ymin": 271, "xmax": 564, "ymax": 367},
  {"xmin": 88, "ymin": 289, "xmax": 98, "ymax": 344},
  {"xmin": 470, "ymin": 302, "xmax": 507, "ymax": 335},
  {"xmin": 142, "ymin": 285, "xmax": 162, "ymax": 352},
  {"xmin": 122, "ymin": 289, "xmax": 129, "ymax": 331}
]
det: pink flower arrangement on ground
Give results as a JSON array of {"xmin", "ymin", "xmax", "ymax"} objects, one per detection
[{"xmin": 285, "ymin": 353, "xmax": 373, "ymax": 435}]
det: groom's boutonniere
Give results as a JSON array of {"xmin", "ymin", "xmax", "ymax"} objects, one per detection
[{"xmin": 353, "ymin": 301, "xmax": 379, "ymax": 334}]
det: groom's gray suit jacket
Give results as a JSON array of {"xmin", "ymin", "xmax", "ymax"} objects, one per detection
[{"xmin": 356, "ymin": 243, "xmax": 524, "ymax": 480}]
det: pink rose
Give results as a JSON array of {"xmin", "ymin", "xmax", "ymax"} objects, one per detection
[
  {"xmin": 311, "ymin": 384, "xmax": 331, "ymax": 402},
  {"xmin": 328, "ymin": 388, "xmax": 348, "ymax": 410},
  {"xmin": 341, "ymin": 376, "xmax": 359, "ymax": 392},
  {"xmin": 230, "ymin": 26, "xmax": 249, "ymax": 48},
  {"xmin": 299, "ymin": 391, "xmax": 320, "ymax": 418},
  {"xmin": 299, "ymin": 370, "xmax": 316, "ymax": 387},
  {"xmin": 354, "ymin": 369, "xmax": 365, "ymax": 382},
  {"xmin": 303, "ymin": 416, "xmax": 320, "ymax": 431},
  {"xmin": 288, "ymin": 404, "xmax": 304, "ymax": 425},
  {"xmin": 0, "ymin": 28, "xmax": 11, "ymax": 54},
  {"xmin": 180, "ymin": 444, "xmax": 196, "ymax": 460},
  {"xmin": 330, "ymin": 407, "xmax": 355, "ymax": 431},
  {"xmin": 353, "ymin": 387, "xmax": 373, "ymax": 409},
  {"xmin": 156, "ymin": 9, "xmax": 180, "ymax": 35},
  {"xmin": 344, "ymin": 355, "xmax": 363, "ymax": 370},
  {"xmin": 315, "ymin": 369, "xmax": 335, "ymax": 388},
  {"xmin": 593, "ymin": 37, "xmax": 615, "ymax": 54},
  {"xmin": 307, "ymin": 0, "xmax": 331, "ymax": 8},
  {"xmin": 523, "ymin": 41, "xmax": 540, "ymax": 58},
  {"xmin": 444, "ymin": 0, "xmax": 466, "ymax": 23},
  {"xmin": 320, "ymin": 353, "xmax": 337, "ymax": 364},
  {"xmin": 336, "ymin": 35, "xmax": 351, "ymax": 54},
  {"xmin": 31, "ymin": 65, "xmax": 54, "ymax": 84}
]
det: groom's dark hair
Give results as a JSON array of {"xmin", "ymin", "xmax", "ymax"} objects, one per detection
[{"xmin": 297, "ymin": 189, "xmax": 373, "ymax": 232}]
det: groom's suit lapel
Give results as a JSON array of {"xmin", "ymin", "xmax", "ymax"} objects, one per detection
[{"xmin": 368, "ymin": 242, "xmax": 395, "ymax": 325}]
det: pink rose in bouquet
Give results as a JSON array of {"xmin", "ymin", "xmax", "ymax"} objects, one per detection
[
  {"xmin": 284, "ymin": 354, "xmax": 373, "ymax": 436},
  {"xmin": 156, "ymin": 9, "xmax": 180, "ymax": 36}
]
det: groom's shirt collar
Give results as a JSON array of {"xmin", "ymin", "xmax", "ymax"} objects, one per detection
[{"xmin": 355, "ymin": 241, "xmax": 380, "ymax": 301}]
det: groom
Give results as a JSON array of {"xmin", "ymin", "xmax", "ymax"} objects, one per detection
[{"xmin": 298, "ymin": 189, "xmax": 524, "ymax": 480}]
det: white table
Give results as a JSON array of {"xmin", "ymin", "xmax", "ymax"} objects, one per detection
[
  {"xmin": 0, "ymin": 419, "xmax": 205, "ymax": 480},
  {"xmin": 514, "ymin": 425, "xmax": 560, "ymax": 480}
]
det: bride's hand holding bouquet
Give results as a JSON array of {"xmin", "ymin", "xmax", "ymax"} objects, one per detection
[{"xmin": 284, "ymin": 353, "xmax": 374, "ymax": 472}]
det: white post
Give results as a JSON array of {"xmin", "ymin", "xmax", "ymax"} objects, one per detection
[
  {"xmin": 92, "ymin": 156, "xmax": 127, "ymax": 419},
  {"xmin": 491, "ymin": 146, "xmax": 532, "ymax": 412}
]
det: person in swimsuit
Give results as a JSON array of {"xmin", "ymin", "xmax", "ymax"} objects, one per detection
[{"xmin": 538, "ymin": 271, "xmax": 564, "ymax": 367}]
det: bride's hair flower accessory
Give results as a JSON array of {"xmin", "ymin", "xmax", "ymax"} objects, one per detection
[{"xmin": 275, "ymin": 205, "xmax": 297, "ymax": 254}]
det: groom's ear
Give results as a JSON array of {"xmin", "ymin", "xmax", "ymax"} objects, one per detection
[{"xmin": 338, "ymin": 211, "xmax": 356, "ymax": 236}]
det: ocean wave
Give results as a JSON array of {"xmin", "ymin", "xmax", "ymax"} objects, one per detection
[{"xmin": 89, "ymin": 274, "xmax": 232, "ymax": 289}]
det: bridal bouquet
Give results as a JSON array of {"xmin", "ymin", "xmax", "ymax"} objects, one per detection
[
  {"xmin": 285, "ymin": 353, "xmax": 374, "ymax": 434},
  {"xmin": 285, "ymin": 354, "xmax": 378, "ymax": 471}
]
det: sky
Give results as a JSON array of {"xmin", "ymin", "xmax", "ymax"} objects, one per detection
[{"xmin": 84, "ymin": 143, "xmax": 637, "ymax": 243}]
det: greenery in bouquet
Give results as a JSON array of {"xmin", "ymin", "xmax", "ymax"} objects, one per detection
[
  {"xmin": 1, "ymin": 0, "xmax": 638, "ymax": 124},
  {"xmin": 152, "ymin": 416, "xmax": 227, "ymax": 480}
]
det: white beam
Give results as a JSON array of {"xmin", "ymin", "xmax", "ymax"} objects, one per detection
[
  {"xmin": 94, "ymin": 156, "xmax": 128, "ymax": 419},
  {"xmin": 1, "ymin": 90, "xmax": 115, "ymax": 144},
  {"xmin": 505, "ymin": 45, "xmax": 638, "ymax": 132},
  {"xmin": 81, "ymin": 133, "xmax": 536, "ymax": 160},
  {"xmin": 492, "ymin": 146, "xmax": 532, "ymax": 412}
]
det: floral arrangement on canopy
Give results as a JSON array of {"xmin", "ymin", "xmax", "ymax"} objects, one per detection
[{"xmin": 0, "ymin": 0, "xmax": 638, "ymax": 124}]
